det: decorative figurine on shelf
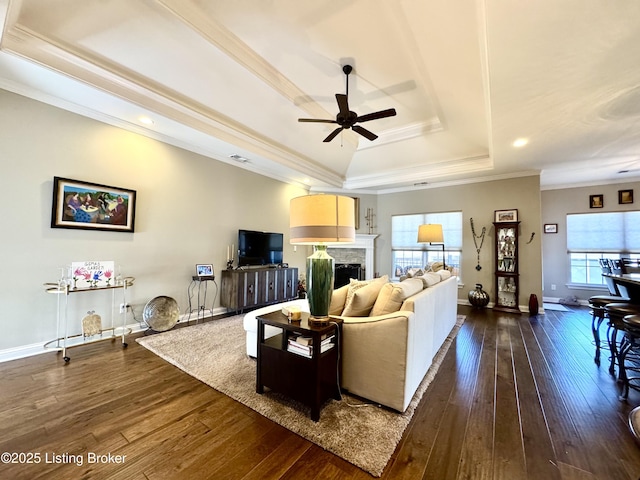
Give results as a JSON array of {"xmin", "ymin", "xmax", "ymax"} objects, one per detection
[
  {"xmin": 82, "ymin": 310, "xmax": 102, "ymax": 338},
  {"xmin": 297, "ymin": 274, "xmax": 307, "ymax": 299}
]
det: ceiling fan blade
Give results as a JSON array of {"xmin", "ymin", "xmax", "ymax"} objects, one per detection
[
  {"xmin": 356, "ymin": 108, "xmax": 397, "ymax": 123},
  {"xmin": 323, "ymin": 127, "xmax": 343, "ymax": 142},
  {"xmin": 298, "ymin": 118, "xmax": 337, "ymax": 123},
  {"xmin": 336, "ymin": 94, "xmax": 350, "ymax": 117},
  {"xmin": 352, "ymin": 125, "xmax": 378, "ymax": 141}
]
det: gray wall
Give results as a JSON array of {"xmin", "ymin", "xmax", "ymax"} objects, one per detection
[
  {"xmin": 541, "ymin": 182, "xmax": 640, "ymax": 302},
  {"xmin": 374, "ymin": 176, "xmax": 543, "ymax": 309},
  {"xmin": 0, "ymin": 89, "xmax": 309, "ymax": 353}
]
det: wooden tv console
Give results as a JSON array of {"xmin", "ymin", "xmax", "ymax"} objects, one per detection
[{"xmin": 220, "ymin": 266, "xmax": 298, "ymax": 312}]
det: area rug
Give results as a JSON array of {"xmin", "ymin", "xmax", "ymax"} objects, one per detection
[
  {"xmin": 137, "ymin": 314, "xmax": 465, "ymax": 477},
  {"xmin": 543, "ymin": 302, "xmax": 569, "ymax": 312}
]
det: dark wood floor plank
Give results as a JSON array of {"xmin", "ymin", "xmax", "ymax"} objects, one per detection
[
  {"xmin": 529, "ymin": 310, "xmax": 640, "ymax": 479},
  {"xmin": 456, "ymin": 313, "xmax": 496, "ymax": 480},
  {"xmin": 493, "ymin": 316, "xmax": 528, "ymax": 479},
  {"xmin": 511, "ymin": 315, "xmax": 562, "ymax": 480}
]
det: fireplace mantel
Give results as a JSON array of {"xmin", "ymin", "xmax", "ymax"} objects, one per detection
[{"xmin": 328, "ymin": 234, "xmax": 378, "ymax": 280}]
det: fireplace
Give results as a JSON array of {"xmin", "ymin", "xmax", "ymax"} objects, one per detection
[
  {"xmin": 327, "ymin": 234, "xmax": 378, "ymax": 281},
  {"xmin": 335, "ymin": 263, "xmax": 363, "ymax": 288}
]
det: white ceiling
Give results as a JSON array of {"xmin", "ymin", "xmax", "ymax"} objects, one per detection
[{"xmin": 2, "ymin": 0, "xmax": 640, "ymax": 193}]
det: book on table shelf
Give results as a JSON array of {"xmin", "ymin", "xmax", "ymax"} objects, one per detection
[
  {"xmin": 290, "ymin": 334, "xmax": 334, "ymax": 347},
  {"xmin": 287, "ymin": 338, "xmax": 335, "ymax": 358}
]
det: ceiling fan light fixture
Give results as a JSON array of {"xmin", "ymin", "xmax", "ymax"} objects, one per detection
[{"xmin": 298, "ymin": 64, "xmax": 396, "ymax": 143}]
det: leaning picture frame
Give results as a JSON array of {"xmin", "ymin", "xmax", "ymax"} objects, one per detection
[
  {"xmin": 51, "ymin": 177, "xmax": 136, "ymax": 232},
  {"xmin": 494, "ymin": 209, "xmax": 518, "ymax": 223}
]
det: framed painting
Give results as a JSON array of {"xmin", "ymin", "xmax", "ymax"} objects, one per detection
[
  {"xmin": 590, "ymin": 194, "xmax": 604, "ymax": 209},
  {"xmin": 51, "ymin": 177, "xmax": 136, "ymax": 232},
  {"xmin": 494, "ymin": 209, "xmax": 518, "ymax": 223},
  {"xmin": 544, "ymin": 223, "xmax": 558, "ymax": 234},
  {"xmin": 619, "ymin": 189, "xmax": 634, "ymax": 205}
]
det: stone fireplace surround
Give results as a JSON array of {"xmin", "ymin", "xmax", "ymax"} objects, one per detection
[{"xmin": 327, "ymin": 234, "xmax": 378, "ymax": 280}]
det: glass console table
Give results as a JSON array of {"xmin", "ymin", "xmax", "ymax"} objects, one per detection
[{"xmin": 44, "ymin": 277, "xmax": 134, "ymax": 363}]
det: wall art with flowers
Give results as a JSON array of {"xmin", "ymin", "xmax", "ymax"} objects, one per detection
[{"xmin": 70, "ymin": 261, "xmax": 116, "ymax": 289}]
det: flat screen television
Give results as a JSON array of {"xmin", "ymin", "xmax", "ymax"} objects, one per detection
[{"xmin": 237, "ymin": 229, "xmax": 284, "ymax": 266}]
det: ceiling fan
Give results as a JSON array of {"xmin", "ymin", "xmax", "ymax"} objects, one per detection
[{"xmin": 298, "ymin": 65, "xmax": 397, "ymax": 142}]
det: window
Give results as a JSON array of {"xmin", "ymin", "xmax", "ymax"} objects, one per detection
[
  {"xmin": 567, "ymin": 212, "xmax": 640, "ymax": 285},
  {"xmin": 391, "ymin": 211, "xmax": 462, "ymax": 279}
]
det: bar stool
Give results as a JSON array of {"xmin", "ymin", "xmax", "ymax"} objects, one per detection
[
  {"xmin": 590, "ymin": 294, "xmax": 629, "ymax": 365},
  {"xmin": 618, "ymin": 314, "xmax": 640, "ymax": 400},
  {"xmin": 604, "ymin": 303, "xmax": 640, "ymax": 378}
]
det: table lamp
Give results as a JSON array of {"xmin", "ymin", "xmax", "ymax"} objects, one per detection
[
  {"xmin": 418, "ymin": 224, "xmax": 446, "ymax": 270},
  {"xmin": 290, "ymin": 194, "xmax": 355, "ymax": 323}
]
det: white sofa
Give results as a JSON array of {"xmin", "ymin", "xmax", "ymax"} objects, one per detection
[{"xmin": 242, "ymin": 273, "xmax": 458, "ymax": 412}]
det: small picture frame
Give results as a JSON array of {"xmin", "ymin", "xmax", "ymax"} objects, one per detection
[
  {"xmin": 544, "ymin": 223, "xmax": 558, "ymax": 234},
  {"xmin": 196, "ymin": 264, "xmax": 214, "ymax": 277},
  {"xmin": 590, "ymin": 194, "xmax": 604, "ymax": 209},
  {"xmin": 619, "ymin": 189, "xmax": 634, "ymax": 205},
  {"xmin": 494, "ymin": 209, "xmax": 518, "ymax": 223}
]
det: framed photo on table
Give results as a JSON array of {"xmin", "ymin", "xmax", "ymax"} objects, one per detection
[{"xmin": 51, "ymin": 177, "xmax": 136, "ymax": 232}]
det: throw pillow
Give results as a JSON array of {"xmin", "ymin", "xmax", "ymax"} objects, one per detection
[
  {"xmin": 341, "ymin": 275, "xmax": 388, "ymax": 317},
  {"xmin": 437, "ymin": 269, "xmax": 452, "ymax": 280},
  {"xmin": 370, "ymin": 278, "xmax": 424, "ymax": 316},
  {"xmin": 418, "ymin": 272, "xmax": 441, "ymax": 287},
  {"xmin": 329, "ymin": 284, "xmax": 349, "ymax": 315}
]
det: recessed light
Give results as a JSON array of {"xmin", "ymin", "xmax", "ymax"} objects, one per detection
[
  {"xmin": 513, "ymin": 138, "xmax": 528, "ymax": 148},
  {"xmin": 138, "ymin": 116, "xmax": 154, "ymax": 125},
  {"xmin": 229, "ymin": 154, "xmax": 249, "ymax": 163}
]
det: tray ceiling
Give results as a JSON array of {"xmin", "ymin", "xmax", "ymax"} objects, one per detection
[{"xmin": 1, "ymin": 0, "xmax": 639, "ymax": 192}]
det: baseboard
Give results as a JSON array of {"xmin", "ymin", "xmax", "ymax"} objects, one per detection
[{"xmin": 0, "ymin": 307, "xmax": 228, "ymax": 364}]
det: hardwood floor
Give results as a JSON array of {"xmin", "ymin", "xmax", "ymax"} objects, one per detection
[{"xmin": 1, "ymin": 305, "xmax": 639, "ymax": 479}]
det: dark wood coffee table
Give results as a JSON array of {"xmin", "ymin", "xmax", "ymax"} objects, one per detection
[{"xmin": 256, "ymin": 310, "xmax": 342, "ymax": 421}]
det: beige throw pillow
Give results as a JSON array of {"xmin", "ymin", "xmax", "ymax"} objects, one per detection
[
  {"xmin": 419, "ymin": 272, "xmax": 441, "ymax": 287},
  {"xmin": 341, "ymin": 275, "xmax": 388, "ymax": 317},
  {"xmin": 437, "ymin": 269, "xmax": 452, "ymax": 280},
  {"xmin": 370, "ymin": 278, "xmax": 424, "ymax": 316},
  {"xmin": 329, "ymin": 284, "xmax": 349, "ymax": 315}
]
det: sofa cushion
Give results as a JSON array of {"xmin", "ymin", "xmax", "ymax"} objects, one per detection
[
  {"xmin": 370, "ymin": 278, "xmax": 424, "ymax": 316},
  {"xmin": 416, "ymin": 272, "xmax": 441, "ymax": 288},
  {"xmin": 329, "ymin": 284, "xmax": 349, "ymax": 315},
  {"xmin": 437, "ymin": 269, "xmax": 452, "ymax": 280},
  {"xmin": 341, "ymin": 275, "xmax": 388, "ymax": 317}
]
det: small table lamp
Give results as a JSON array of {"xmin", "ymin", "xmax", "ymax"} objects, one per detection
[
  {"xmin": 290, "ymin": 194, "xmax": 355, "ymax": 323},
  {"xmin": 418, "ymin": 224, "xmax": 446, "ymax": 270}
]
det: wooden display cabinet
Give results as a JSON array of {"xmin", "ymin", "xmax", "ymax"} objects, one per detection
[{"xmin": 494, "ymin": 221, "xmax": 520, "ymax": 313}]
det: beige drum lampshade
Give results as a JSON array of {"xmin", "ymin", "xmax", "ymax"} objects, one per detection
[{"xmin": 290, "ymin": 194, "xmax": 356, "ymax": 244}]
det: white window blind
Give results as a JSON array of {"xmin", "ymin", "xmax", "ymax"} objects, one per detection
[
  {"xmin": 567, "ymin": 211, "xmax": 640, "ymax": 253},
  {"xmin": 392, "ymin": 212, "xmax": 462, "ymax": 250}
]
